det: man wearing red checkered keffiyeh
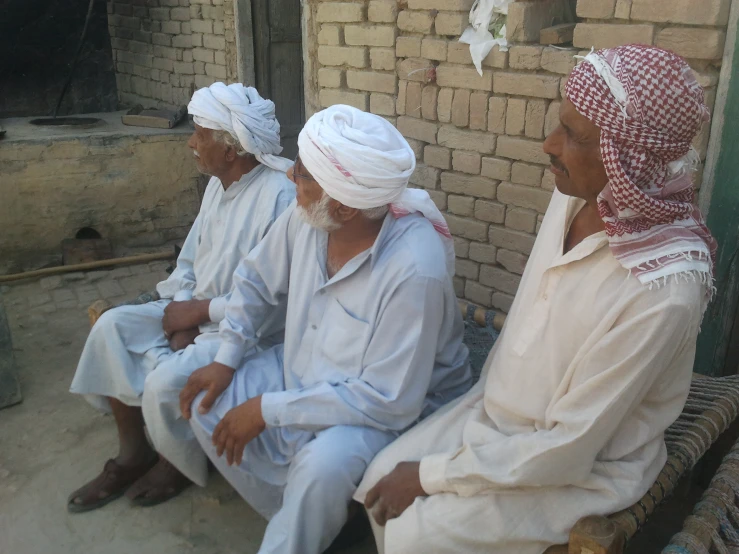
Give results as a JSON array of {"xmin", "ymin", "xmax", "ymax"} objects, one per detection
[
  {"xmin": 354, "ymin": 45, "xmax": 719, "ymax": 554},
  {"xmin": 565, "ymin": 44, "xmax": 717, "ymax": 290}
]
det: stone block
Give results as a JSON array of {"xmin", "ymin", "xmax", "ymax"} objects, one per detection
[
  {"xmin": 318, "ymin": 25, "xmax": 341, "ymax": 46},
  {"xmin": 507, "ymin": 0, "xmax": 570, "ymax": 43},
  {"xmin": 479, "ymin": 265, "xmax": 521, "ymax": 295},
  {"xmin": 505, "ymin": 207, "xmax": 537, "ymax": 233},
  {"xmin": 452, "ymin": 150, "xmax": 481, "ymax": 175},
  {"xmin": 191, "ymin": 33, "xmax": 203, "ymax": 47},
  {"xmin": 451, "ymin": 89, "xmax": 470, "ymax": 128},
  {"xmin": 469, "ymin": 242, "xmax": 497, "ymax": 264},
  {"xmin": 540, "ymin": 23, "xmax": 576, "ymax": 45},
  {"xmin": 397, "ymin": 10, "xmax": 434, "ymax": 34},
  {"xmin": 509, "ymin": 45, "xmax": 543, "ymax": 70},
  {"xmin": 496, "ymin": 136, "xmax": 549, "ymax": 165},
  {"xmin": 447, "ymin": 43, "xmax": 508, "ymax": 68},
  {"xmin": 456, "ymin": 258, "xmax": 480, "ymax": 279},
  {"xmin": 371, "ymin": 48, "xmax": 396, "ymax": 71},
  {"xmin": 203, "ymin": 34, "xmax": 226, "ymax": 50},
  {"xmin": 455, "ymin": 237, "xmax": 471, "ymax": 258},
  {"xmin": 469, "ymin": 92, "xmax": 489, "ymax": 131},
  {"xmin": 525, "ymin": 100, "xmax": 547, "ymax": 140},
  {"xmin": 317, "ymin": 2, "xmax": 364, "ymax": 23},
  {"xmin": 319, "ymin": 89, "xmax": 368, "ymax": 111},
  {"xmin": 397, "ymin": 80, "xmax": 408, "ymax": 115},
  {"xmin": 410, "ymin": 164, "xmax": 441, "ymax": 189},
  {"xmin": 449, "ymin": 195, "xmax": 476, "ymax": 217},
  {"xmin": 497, "ymin": 182, "xmax": 551, "ymax": 213},
  {"xmin": 465, "ymin": 281, "xmax": 493, "ymax": 307},
  {"xmin": 494, "ymin": 73, "xmax": 559, "ymax": 99},
  {"xmin": 368, "ymin": 0, "xmax": 398, "ymax": 23},
  {"xmin": 193, "ymin": 48, "xmax": 215, "ymax": 63},
  {"xmin": 398, "ymin": 116, "xmax": 438, "ymax": 143},
  {"xmin": 576, "ymin": 0, "xmax": 616, "ymax": 19},
  {"xmin": 396, "ymin": 37, "xmax": 421, "ymax": 58},
  {"xmin": 421, "ymin": 38, "xmax": 448, "ymax": 61},
  {"xmin": 506, "ymin": 98, "xmax": 526, "ymax": 136},
  {"xmin": 318, "ymin": 46, "xmax": 368, "ymax": 68},
  {"xmin": 511, "ymin": 162, "xmax": 544, "ymax": 187},
  {"xmin": 492, "ymin": 292, "xmax": 514, "ymax": 312},
  {"xmin": 614, "ymin": 0, "xmax": 632, "ymax": 18},
  {"xmin": 438, "ymin": 126, "xmax": 497, "ymax": 154},
  {"xmin": 631, "ymin": 0, "xmax": 730, "ymax": 26},
  {"xmin": 347, "ymin": 70, "xmax": 397, "ymax": 93},
  {"xmin": 481, "ymin": 157, "xmax": 512, "ymax": 181},
  {"xmin": 437, "ymin": 88, "xmax": 454, "ymax": 123},
  {"xmin": 488, "ymin": 96, "xmax": 507, "ymax": 134},
  {"xmin": 406, "ymin": 82, "xmax": 423, "ymax": 117},
  {"xmin": 370, "ymin": 93, "xmax": 396, "ymax": 115},
  {"xmin": 474, "ymin": 199, "xmax": 506, "ymax": 224},
  {"xmin": 441, "ymin": 172, "xmax": 498, "ymax": 199},
  {"xmin": 425, "ymin": 145, "xmax": 451, "ymax": 169},
  {"xmin": 205, "ymin": 63, "xmax": 227, "ymax": 79},
  {"xmin": 656, "ymin": 28, "xmax": 726, "ymax": 60},
  {"xmin": 174, "ymin": 61, "xmax": 194, "ymax": 74},
  {"xmin": 396, "ymin": 58, "xmax": 433, "ymax": 82},
  {"xmin": 428, "ymin": 190, "xmax": 448, "ymax": 210},
  {"xmin": 497, "ymin": 249, "xmax": 529, "ymax": 275},
  {"xmin": 541, "ymin": 47, "xmax": 577, "ymax": 75},
  {"xmin": 172, "ymin": 34, "xmax": 192, "ymax": 48},
  {"xmin": 409, "ymin": 0, "xmax": 475, "ymax": 9},
  {"xmin": 152, "ymin": 33, "xmax": 172, "ymax": 46},
  {"xmin": 345, "ymin": 25, "xmax": 396, "ymax": 47},
  {"xmin": 149, "ymin": 7, "xmax": 170, "ymax": 20},
  {"xmin": 170, "ymin": 6, "xmax": 189, "ymax": 20},
  {"xmin": 421, "ymin": 85, "xmax": 439, "ymax": 120},
  {"xmin": 573, "ymin": 24, "xmax": 654, "ymax": 50},
  {"xmin": 406, "ymin": 138, "xmax": 425, "ymax": 160},
  {"xmin": 435, "ymin": 12, "xmax": 468, "ymax": 37},
  {"xmin": 318, "ymin": 68, "xmax": 342, "ymax": 88},
  {"xmin": 489, "ymin": 226, "xmax": 536, "ymax": 254},
  {"xmin": 446, "ymin": 214, "xmax": 489, "ymax": 241},
  {"xmin": 436, "ymin": 64, "xmax": 493, "ymax": 91},
  {"xmin": 541, "ymin": 169, "xmax": 556, "ymax": 191}
]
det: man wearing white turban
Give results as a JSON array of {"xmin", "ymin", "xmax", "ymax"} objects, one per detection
[
  {"xmin": 68, "ymin": 83, "xmax": 295, "ymax": 511},
  {"xmin": 177, "ymin": 105, "xmax": 472, "ymax": 553}
]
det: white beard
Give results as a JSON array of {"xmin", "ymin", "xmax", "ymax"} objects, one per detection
[{"xmin": 296, "ymin": 193, "xmax": 341, "ymax": 232}]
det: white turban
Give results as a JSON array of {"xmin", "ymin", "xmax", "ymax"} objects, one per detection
[
  {"xmin": 188, "ymin": 82, "xmax": 292, "ymax": 172},
  {"xmin": 298, "ymin": 105, "xmax": 455, "ymax": 278}
]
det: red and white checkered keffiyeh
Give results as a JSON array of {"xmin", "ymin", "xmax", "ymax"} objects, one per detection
[{"xmin": 565, "ymin": 44, "xmax": 717, "ymax": 291}]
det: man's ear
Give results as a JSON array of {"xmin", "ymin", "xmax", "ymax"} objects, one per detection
[
  {"xmin": 332, "ymin": 201, "xmax": 359, "ymax": 224},
  {"xmin": 223, "ymin": 145, "xmax": 238, "ymax": 163}
]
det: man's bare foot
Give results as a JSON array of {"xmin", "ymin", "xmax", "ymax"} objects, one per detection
[
  {"xmin": 67, "ymin": 455, "xmax": 158, "ymax": 513},
  {"xmin": 125, "ymin": 456, "xmax": 192, "ymax": 507}
]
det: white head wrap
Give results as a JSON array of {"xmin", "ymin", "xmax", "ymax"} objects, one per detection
[
  {"xmin": 188, "ymin": 82, "xmax": 292, "ymax": 172},
  {"xmin": 298, "ymin": 105, "xmax": 456, "ymax": 278}
]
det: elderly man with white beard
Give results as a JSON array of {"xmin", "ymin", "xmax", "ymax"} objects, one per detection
[
  {"xmin": 67, "ymin": 83, "xmax": 295, "ymax": 511},
  {"xmin": 176, "ymin": 105, "xmax": 472, "ymax": 554}
]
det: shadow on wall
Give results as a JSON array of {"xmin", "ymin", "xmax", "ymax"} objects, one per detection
[{"xmin": 0, "ymin": 0, "xmax": 118, "ymax": 117}]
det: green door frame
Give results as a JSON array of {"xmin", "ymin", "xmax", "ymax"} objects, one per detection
[{"xmin": 695, "ymin": 9, "xmax": 739, "ymax": 376}]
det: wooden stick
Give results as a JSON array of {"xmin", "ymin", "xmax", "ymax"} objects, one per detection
[{"xmin": 0, "ymin": 251, "xmax": 175, "ymax": 284}]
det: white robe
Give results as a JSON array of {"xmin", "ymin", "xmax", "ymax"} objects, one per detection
[
  {"xmin": 69, "ymin": 165, "xmax": 294, "ymax": 485},
  {"xmin": 187, "ymin": 203, "xmax": 472, "ymax": 554},
  {"xmin": 354, "ymin": 190, "xmax": 706, "ymax": 554}
]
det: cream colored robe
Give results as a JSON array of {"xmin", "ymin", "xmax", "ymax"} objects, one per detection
[{"xmin": 354, "ymin": 189, "xmax": 706, "ymax": 554}]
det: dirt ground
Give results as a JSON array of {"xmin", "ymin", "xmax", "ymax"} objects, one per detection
[{"xmin": 0, "ymin": 264, "xmax": 375, "ymax": 554}]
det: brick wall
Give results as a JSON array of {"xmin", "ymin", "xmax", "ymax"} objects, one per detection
[
  {"xmin": 107, "ymin": 0, "xmax": 238, "ymax": 108},
  {"xmin": 307, "ymin": 0, "xmax": 730, "ymax": 312}
]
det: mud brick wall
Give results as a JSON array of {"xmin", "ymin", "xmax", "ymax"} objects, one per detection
[
  {"xmin": 304, "ymin": 0, "xmax": 729, "ymax": 311},
  {"xmin": 107, "ymin": 0, "xmax": 238, "ymax": 109}
]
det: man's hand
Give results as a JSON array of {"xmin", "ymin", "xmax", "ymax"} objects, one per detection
[
  {"xmin": 212, "ymin": 396, "xmax": 266, "ymax": 466},
  {"xmin": 168, "ymin": 328, "xmax": 201, "ymax": 351},
  {"xmin": 162, "ymin": 300, "xmax": 211, "ymax": 336},
  {"xmin": 179, "ymin": 362, "xmax": 235, "ymax": 420},
  {"xmin": 365, "ymin": 462, "xmax": 426, "ymax": 526}
]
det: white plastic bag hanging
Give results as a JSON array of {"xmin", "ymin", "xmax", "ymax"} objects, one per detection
[{"xmin": 459, "ymin": 0, "xmax": 513, "ymax": 76}]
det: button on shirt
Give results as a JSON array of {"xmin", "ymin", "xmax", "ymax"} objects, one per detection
[{"xmin": 215, "ymin": 202, "xmax": 472, "ymax": 433}]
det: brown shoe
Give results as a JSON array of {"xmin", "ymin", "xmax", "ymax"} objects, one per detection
[
  {"xmin": 124, "ymin": 457, "xmax": 192, "ymax": 508},
  {"xmin": 67, "ymin": 456, "xmax": 158, "ymax": 513}
]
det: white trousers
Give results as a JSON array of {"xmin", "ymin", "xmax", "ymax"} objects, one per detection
[
  {"xmin": 188, "ymin": 345, "xmax": 397, "ymax": 554},
  {"xmin": 70, "ymin": 301, "xmax": 221, "ymax": 485}
]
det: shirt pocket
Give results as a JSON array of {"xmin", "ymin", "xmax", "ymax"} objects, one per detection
[{"xmin": 314, "ymin": 298, "xmax": 369, "ymax": 380}]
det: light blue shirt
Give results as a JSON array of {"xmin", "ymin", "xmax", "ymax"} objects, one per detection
[{"xmin": 215, "ymin": 202, "xmax": 472, "ymax": 433}]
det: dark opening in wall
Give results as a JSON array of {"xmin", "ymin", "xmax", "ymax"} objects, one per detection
[
  {"xmin": 75, "ymin": 227, "xmax": 102, "ymax": 240},
  {"xmin": 0, "ymin": 0, "xmax": 118, "ymax": 117}
]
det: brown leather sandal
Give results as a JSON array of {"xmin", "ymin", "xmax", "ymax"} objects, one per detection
[
  {"xmin": 67, "ymin": 457, "xmax": 158, "ymax": 513},
  {"xmin": 125, "ymin": 458, "xmax": 192, "ymax": 508}
]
